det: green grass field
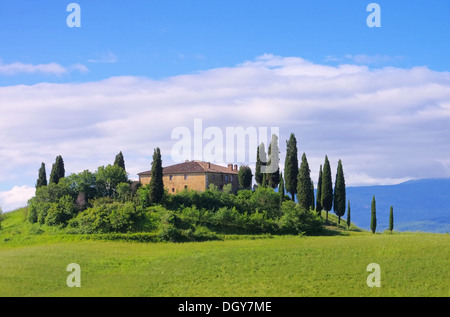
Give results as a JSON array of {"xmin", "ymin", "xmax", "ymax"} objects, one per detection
[{"xmin": 1, "ymin": 209, "xmax": 449, "ymax": 297}]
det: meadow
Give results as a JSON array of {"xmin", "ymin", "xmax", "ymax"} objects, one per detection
[{"xmin": 0, "ymin": 209, "xmax": 448, "ymax": 297}]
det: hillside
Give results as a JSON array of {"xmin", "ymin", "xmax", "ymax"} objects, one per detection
[{"xmin": 346, "ymin": 178, "xmax": 450, "ymax": 233}]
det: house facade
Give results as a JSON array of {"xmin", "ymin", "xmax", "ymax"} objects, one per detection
[{"xmin": 138, "ymin": 160, "xmax": 239, "ymax": 194}]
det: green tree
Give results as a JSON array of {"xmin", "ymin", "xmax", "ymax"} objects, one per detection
[
  {"xmin": 238, "ymin": 165, "xmax": 253, "ymax": 190},
  {"xmin": 297, "ymin": 153, "xmax": 313, "ymax": 210},
  {"xmin": 266, "ymin": 134, "xmax": 280, "ymax": 189},
  {"xmin": 284, "ymin": 133, "xmax": 299, "ymax": 201},
  {"xmin": 279, "ymin": 172, "xmax": 285, "ymax": 204},
  {"xmin": 255, "ymin": 143, "xmax": 266, "ymax": 186},
  {"xmin": 114, "ymin": 151, "xmax": 126, "ymax": 172},
  {"xmin": 321, "ymin": 155, "xmax": 333, "ymax": 223},
  {"xmin": 346, "ymin": 200, "xmax": 351, "ymax": 230},
  {"xmin": 36, "ymin": 162, "xmax": 48, "ymax": 189},
  {"xmin": 310, "ymin": 180, "xmax": 315, "ymax": 210},
  {"xmin": 95, "ymin": 164, "xmax": 128, "ymax": 197},
  {"xmin": 333, "ymin": 159, "xmax": 346, "ymax": 224},
  {"xmin": 316, "ymin": 165, "xmax": 323, "ymax": 215},
  {"xmin": 389, "ymin": 205, "xmax": 394, "ymax": 233},
  {"xmin": 371, "ymin": 195, "xmax": 377, "ymax": 234},
  {"xmin": 149, "ymin": 147, "xmax": 164, "ymax": 204},
  {"xmin": 49, "ymin": 155, "xmax": 65, "ymax": 184}
]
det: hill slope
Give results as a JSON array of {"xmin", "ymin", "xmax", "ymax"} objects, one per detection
[{"xmin": 346, "ymin": 178, "xmax": 450, "ymax": 233}]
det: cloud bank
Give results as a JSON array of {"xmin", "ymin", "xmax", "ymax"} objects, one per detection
[{"xmin": 1, "ymin": 54, "xmax": 450, "ymax": 210}]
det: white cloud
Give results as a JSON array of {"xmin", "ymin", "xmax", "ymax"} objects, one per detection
[
  {"xmin": 0, "ymin": 186, "xmax": 35, "ymax": 212},
  {"xmin": 0, "ymin": 54, "xmax": 449, "ymax": 210},
  {"xmin": 0, "ymin": 59, "xmax": 89, "ymax": 76}
]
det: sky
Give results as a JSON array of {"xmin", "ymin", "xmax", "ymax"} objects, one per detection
[{"xmin": 0, "ymin": 1, "xmax": 449, "ymax": 211}]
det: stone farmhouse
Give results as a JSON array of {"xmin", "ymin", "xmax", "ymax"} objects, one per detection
[{"xmin": 138, "ymin": 160, "xmax": 239, "ymax": 194}]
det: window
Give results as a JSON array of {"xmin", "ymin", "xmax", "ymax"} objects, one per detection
[
  {"xmin": 171, "ymin": 188, "xmax": 175, "ymax": 193},
  {"xmin": 225, "ymin": 175, "xmax": 228, "ymax": 181},
  {"xmin": 184, "ymin": 185, "xmax": 188, "ymax": 190},
  {"xmin": 169, "ymin": 175, "xmax": 173, "ymax": 180},
  {"xmin": 184, "ymin": 174, "xmax": 188, "ymax": 180}
]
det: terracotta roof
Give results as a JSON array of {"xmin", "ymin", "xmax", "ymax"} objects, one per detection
[{"xmin": 138, "ymin": 161, "xmax": 239, "ymax": 176}]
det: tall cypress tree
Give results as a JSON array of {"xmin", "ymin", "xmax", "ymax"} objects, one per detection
[
  {"xmin": 389, "ymin": 206, "xmax": 394, "ymax": 233},
  {"xmin": 346, "ymin": 200, "xmax": 351, "ymax": 230},
  {"xmin": 238, "ymin": 165, "xmax": 253, "ymax": 190},
  {"xmin": 255, "ymin": 143, "xmax": 266, "ymax": 186},
  {"xmin": 297, "ymin": 153, "xmax": 313, "ymax": 210},
  {"xmin": 266, "ymin": 134, "xmax": 280, "ymax": 189},
  {"xmin": 321, "ymin": 155, "xmax": 333, "ymax": 223},
  {"xmin": 49, "ymin": 155, "xmax": 65, "ymax": 184},
  {"xmin": 333, "ymin": 159, "xmax": 346, "ymax": 224},
  {"xmin": 36, "ymin": 162, "xmax": 47, "ymax": 189},
  {"xmin": 279, "ymin": 172, "xmax": 285, "ymax": 204},
  {"xmin": 310, "ymin": 180, "xmax": 315, "ymax": 210},
  {"xmin": 114, "ymin": 151, "xmax": 126, "ymax": 172},
  {"xmin": 149, "ymin": 148, "xmax": 164, "ymax": 204},
  {"xmin": 316, "ymin": 165, "xmax": 323, "ymax": 215},
  {"xmin": 284, "ymin": 133, "xmax": 299, "ymax": 201},
  {"xmin": 370, "ymin": 195, "xmax": 377, "ymax": 234}
]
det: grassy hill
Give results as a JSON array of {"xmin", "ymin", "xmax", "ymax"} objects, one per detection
[{"xmin": 0, "ymin": 208, "xmax": 449, "ymax": 297}]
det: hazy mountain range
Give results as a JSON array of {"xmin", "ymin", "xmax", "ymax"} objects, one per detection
[{"xmin": 345, "ymin": 178, "xmax": 450, "ymax": 233}]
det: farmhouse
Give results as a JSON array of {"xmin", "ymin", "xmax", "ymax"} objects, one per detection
[{"xmin": 138, "ymin": 160, "xmax": 239, "ymax": 194}]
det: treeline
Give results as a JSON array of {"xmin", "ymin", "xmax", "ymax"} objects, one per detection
[
  {"xmin": 27, "ymin": 148, "xmax": 324, "ymax": 242},
  {"xmin": 26, "ymin": 133, "xmax": 392, "ymax": 241}
]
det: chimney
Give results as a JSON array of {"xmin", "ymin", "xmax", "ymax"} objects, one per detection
[
  {"xmin": 207, "ymin": 162, "xmax": 211, "ymax": 169},
  {"xmin": 234, "ymin": 164, "xmax": 238, "ymax": 171},
  {"xmin": 228, "ymin": 164, "xmax": 233, "ymax": 170}
]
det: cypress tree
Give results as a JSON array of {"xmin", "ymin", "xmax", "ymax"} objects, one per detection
[
  {"xmin": 297, "ymin": 153, "xmax": 313, "ymax": 210},
  {"xmin": 148, "ymin": 148, "xmax": 164, "ymax": 204},
  {"xmin": 333, "ymin": 159, "xmax": 346, "ymax": 225},
  {"xmin": 279, "ymin": 172, "xmax": 285, "ymax": 204},
  {"xmin": 238, "ymin": 165, "xmax": 253, "ymax": 190},
  {"xmin": 321, "ymin": 155, "xmax": 333, "ymax": 223},
  {"xmin": 310, "ymin": 180, "xmax": 315, "ymax": 210},
  {"xmin": 114, "ymin": 151, "xmax": 126, "ymax": 172},
  {"xmin": 316, "ymin": 165, "xmax": 323, "ymax": 216},
  {"xmin": 266, "ymin": 134, "xmax": 280, "ymax": 189},
  {"xmin": 255, "ymin": 143, "xmax": 266, "ymax": 186},
  {"xmin": 36, "ymin": 162, "xmax": 47, "ymax": 189},
  {"xmin": 346, "ymin": 200, "xmax": 351, "ymax": 230},
  {"xmin": 389, "ymin": 206, "xmax": 394, "ymax": 233},
  {"xmin": 49, "ymin": 155, "xmax": 65, "ymax": 184},
  {"xmin": 284, "ymin": 133, "xmax": 299, "ymax": 201},
  {"xmin": 370, "ymin": 195, "xmax": 377, "ymax": 234}
]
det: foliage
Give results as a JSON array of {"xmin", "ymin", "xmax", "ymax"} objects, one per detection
[
  {"xmin": 389, "ymin": 205, "xmax": 394, "ymax": 233},
  {"xmin": 49, "ymin": 155, "xmax": 65, "ymax": 185},
  {"xmin": 148, "ymin": 148, "xmax": 164, "ymax": 204},
  {"xmin": 333, "ymin": 159, "xmax": 346, "ymax": 224},
  {"xmin": 321, "ymin": 155, "xmax": 333, "ymax": 222},
  {"xmin": 371, "ymin": 196, "xmax": 377, "ymax": 233},
  {"xmin": 95, "ymin": 164, "xmax": 128, "ymax": 198},
  {"xmin": 238, "ymin": 165, "xmax": 253, "ymax": 190},
  {"xmin": 36, "ymin": 162, "xmax": 47, "ymax": 189},
  {"xmin": 255, "ymin": 143, "xmax": 266, "ymax": 185},
  {"xmin": 266, "ymin": 134, "xmax": 280, "ymax": 188},
  {"xmin": 284, "ymin": 133, "xmax": 298, "ymax": 201},
  {"xmin": 316, "ymin": 165, "xmax": 323, "ymax": 215},
  {"xmin": 114, "ymin": 151, "xmax": 126, "ymax": 171},
  {"xmin": 297, "ymin": 153, "xmax": 314, "ymax": 210}
]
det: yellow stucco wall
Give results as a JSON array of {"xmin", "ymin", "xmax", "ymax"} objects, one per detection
[{"xmin": 139, "ymin": 172, "xmax": 239, "ymax": 194}]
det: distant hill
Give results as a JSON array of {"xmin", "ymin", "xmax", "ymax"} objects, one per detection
[{"xmin": 345, "ymin": 178, "xmax": 450, "ymax": 233}]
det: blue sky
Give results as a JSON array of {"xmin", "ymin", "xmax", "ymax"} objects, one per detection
[
  {"xmin": 0, "ymin": 0, "xmax": 449, "ymax": 85},
  {"xmin": 1, "ymin": 1, "xmax": 450, "ymax": 211}
]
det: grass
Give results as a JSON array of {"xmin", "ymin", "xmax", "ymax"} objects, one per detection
[{"xmin": 0, "ymin": 208, "xmax": 449, "ymax": 297}]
